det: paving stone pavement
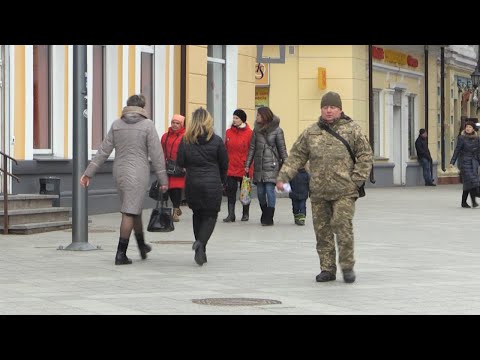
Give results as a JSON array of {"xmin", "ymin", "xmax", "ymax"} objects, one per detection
[{"xmin": 1, "ymin": 184, "xmax": 479, "ymax": 315}]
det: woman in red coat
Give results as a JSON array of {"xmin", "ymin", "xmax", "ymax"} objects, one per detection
[
  {"xmin": 223, "ymin": 109, "xmax": 253, "ymax": 222},
  {"xmin": 161, "ymin": 114, "xmax": 186, "ymax": 221}
]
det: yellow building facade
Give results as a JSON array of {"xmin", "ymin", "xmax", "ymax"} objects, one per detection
[
  {"xmin": 257, "ymin": 45, "xmax": 465, "ymax": 187},
  {"xmin": 0, "ymin": 45, "xmax": 256, "ymax": 213}
]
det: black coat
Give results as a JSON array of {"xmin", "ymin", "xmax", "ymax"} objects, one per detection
[
  {"xmin": 288, "ymin": 168, "xmax": 310, "ymax": 201},
  {"xmin": 450, "ymin": 132, "xmax": 480, "ymax": 191},
  {"xmin": 415, "ymin": 135, "xmax": 431, "ymax": 161},
  {"xmin": 176, "ymin": 134, "xmax": 228, "ymax": 212}
]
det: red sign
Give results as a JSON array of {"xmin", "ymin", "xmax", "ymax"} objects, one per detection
[
  {"xmin": 372, "ymin": 46, "xmax": 384, "ymax": 60},
  {"xmin": 407, "ymin": 55, "xmax": 418, "ymax": 68}
]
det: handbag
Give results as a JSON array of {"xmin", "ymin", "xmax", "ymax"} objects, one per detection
[
  {"xmin": 163, "ymin": 132, "xmax": 185, "ymax": 177},
  {"xmin": 166, "ymin": 158, "xmax": 185, "ymax": 177},
  {"xmin": 320, "ymin": 123, "xmax": 366, "ymax": 198},
  {"xmin": 147, "ymin": 200, "xmax": 175, "ymax": 232},
  {"xmin": 239, "ymin": 174, "xmax": 252, "ymax": 205},
  {"xmin": 148, "ymin": 180, "xmax": 163, "ymax": 201}
]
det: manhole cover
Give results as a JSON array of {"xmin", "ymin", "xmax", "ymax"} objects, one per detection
[
  {"xmin": 64, "ymin": 229, "xmax": 116, "ymax": 233},
  {"xmin": 151, "ymin": 240, "xmax": 192, "ymax": 245},
  {"xmin": 192, "ymin": 298, "xmax": 282, "ymax": 306}
]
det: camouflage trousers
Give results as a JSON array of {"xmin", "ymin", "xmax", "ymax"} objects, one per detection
[{"xmin": 311, "ymin": 197, "xmax": 356, "ymax": 274}]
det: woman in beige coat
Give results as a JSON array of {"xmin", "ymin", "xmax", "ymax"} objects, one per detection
[{"xmin": 80, "ymin": 94, "xmax": 168, "ymax": 265}]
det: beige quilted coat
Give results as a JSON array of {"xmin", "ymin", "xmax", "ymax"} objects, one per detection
[{"xmin": 84, "ymin": 106, "xmax": 168, "ymax": 215}]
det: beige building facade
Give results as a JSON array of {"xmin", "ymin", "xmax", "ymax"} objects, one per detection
[{"xmin": 0, "ymin": 45, "xmax": 256, "ymax": 214}]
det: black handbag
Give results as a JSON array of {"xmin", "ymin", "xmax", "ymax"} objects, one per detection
[
  {"xmin": 149, "ymin": 180, "xmax": 162, "ymax": 201},
  {"xmin": 147, "ymin": 200, "xmax": 175, "ymax": 232},
  {"xmin": 166, "ymin": 158, "xmax": 185, "ymax": 177}
]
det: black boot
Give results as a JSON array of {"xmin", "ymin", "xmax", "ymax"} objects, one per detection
[
  {"xmin": 260, "ymin": 204, "xmax": 267, "ymax": 225},
  {"xmin": 471, "ymin": 191, "xmax": 479, "ymax": 208},
  {"xmin": 135, "ymin": 232, "xmax": 152, "ymax": 260},
  {"xmin": 462, "ymin": 191, "xmax": 471, "ymax": 208},
  {"xmin": 192, "ymin": 240, "xmax": 206, "ymax": 266},
  {"xmin": 115, "ymin": 237, "xmax": 132, "ymax": 265},
  {"xmin": 193, "ymin": 215, "xmax": 217, "ymax": 266},
  {"xmin": 262, "ymin": 207, "xmax": 275, "ymax": 226},
  {"xmin": 223, "ymin": 202, "xmax": 236, "ymax": 222},
  {"xmin": 241, "ymin": 204, "xmax": 250, "ymax": 221}
]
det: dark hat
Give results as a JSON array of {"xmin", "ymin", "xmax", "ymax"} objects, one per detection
[
  {"xmin": 321, "ymin": 91, "xmax": 342, "ymax": 109},
  {"xmin": 233, "ymin": 109, "xmax": 247, "ymax": 123},
  {"xmin": 465, "ymin": 120, "xmax": 476, "ymax": 129}
]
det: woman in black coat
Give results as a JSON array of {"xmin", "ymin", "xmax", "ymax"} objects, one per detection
[
  {"xmin": 176, "ymin": 108, "xmax": 228, "ymax": 265},
  {"xmin": 450, "ymin": 121, "xmax": 480, "ymax": 208}
]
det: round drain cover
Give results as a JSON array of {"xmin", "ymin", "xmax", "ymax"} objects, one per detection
[{"xmin": 192, "ymin": 298, "xmax": 282, "ymax": 306}]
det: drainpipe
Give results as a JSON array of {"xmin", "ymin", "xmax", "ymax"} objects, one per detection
[
  {"xmin": 368, "ymin": 45, "xmax": 376, "ymax": 184},
  {"xmin": 440, "ymin": 46, "xmax": 446, "ymax": 172},
  {"xmin": 424, "ymin": 46, "xmax": 429, "ymax": 134}
]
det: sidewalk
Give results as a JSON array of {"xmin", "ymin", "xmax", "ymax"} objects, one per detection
[{"xmin": 1, "ymin": 184, "xmax": 479, "ymax": 314}]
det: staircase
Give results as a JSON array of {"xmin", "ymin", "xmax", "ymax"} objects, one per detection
[{"xmin": 0, "ymin": 194, "xmax": 72, "ymax": 234}]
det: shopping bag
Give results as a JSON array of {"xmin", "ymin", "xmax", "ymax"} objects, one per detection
[
  {"xmin": 239, "ymin": 174, "xmax": 252, "ymax": 205},
  {"xmin": 147, "ymin": 200, "xmax": 175, "ymax": 232}
]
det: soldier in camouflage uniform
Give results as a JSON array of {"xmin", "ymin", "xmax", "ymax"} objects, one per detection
[{"xmin": 276, "ymin": 92, "xmax": 373, "ymax": 283}]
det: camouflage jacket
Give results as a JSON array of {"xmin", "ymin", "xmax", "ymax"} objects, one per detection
[{"xmin": 277, "ymin": 114, "xmax": 373, "ymax": 201}]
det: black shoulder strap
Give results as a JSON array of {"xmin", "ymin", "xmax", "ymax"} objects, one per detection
[{"xmin": 319, "ymin": 123, "xmax": 356, "ymax": 164}]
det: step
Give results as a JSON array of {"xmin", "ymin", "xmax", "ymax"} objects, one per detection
[
  {"xmin": 0, "ymin": 207, "xmax": 71, "ymax": 225},
  {"xmin": 0, "ymin": 220, "xmax": 72, "ymax": 235},
  {"xmin": 0, "ymin": 194, "xmax": 59, "ymax": 210}
]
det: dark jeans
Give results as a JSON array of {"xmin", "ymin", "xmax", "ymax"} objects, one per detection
[
  {"xmin": 256, "ymin": 182, "xmax": 276, "ymax": 207},
  {"xmin": 291, "ymin": 198, "xmax": 307, "ymax": 215},
  {"xmin": 192, "ymin": 209, "xmax": 218, "ymax": 245},
  {"xmin": 419, "ymin": 158, "xmax": 433, "ymax": 184}
]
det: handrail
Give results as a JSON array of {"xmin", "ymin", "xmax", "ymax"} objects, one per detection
[
  {"xmin": 0, "ymin": 168, "xmax": 20, "ymax": 182},
  {"xmin": 0, "ymin": 151, "xmax": 18, "ymax": 164},
  {"xmin": 1, "ymin": 151, "xmax": 20, "ymax": 235}
]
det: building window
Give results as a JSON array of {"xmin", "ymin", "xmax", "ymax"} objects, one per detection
[
  {"xmin": 33, "ymin": 45, "xmax": 51, "ymax": 150},
  {"xmin": 207, "ymin": 45, "xmax": 226, "ymax": 138},
  {"xmin": 141, "ymin": 48, "xmax": 154, "ymax": 121},
  {"xmin": 408, "ymin": 94, "xmax": 416, "ymax": 157},
  {"xmin": 373, "ymin": 89, "xmax": 381, "ymax": 156},
  {"xmin": 92, "ymin": 45, "xmax": 106, "ymax": 150}
]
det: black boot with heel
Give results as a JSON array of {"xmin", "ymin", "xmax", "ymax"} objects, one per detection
[
  {"xmin": 135, "ymin": 232, "xmax": 152, "ymax": 260},
  {"xmin": 462, "ymin": 191, "xmax": 471, "ymax": 208},
  {"xmin": 241, "ymin": 204, "xmax": 250, "ymax": 221},
  {"xmin": 115, "ymin": 237, "xmax": 132, "ymax": 265}
]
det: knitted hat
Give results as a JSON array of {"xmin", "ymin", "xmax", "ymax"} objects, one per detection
[
  {"xmin": 465, "ymin": 120, "xmax": 476, "ymax": 130},
  {"xmin": 233, "ymin": 109, "xmax": 247, "ymax": 123},
  {"xmin": 321, "ymin": 91, "xmax": 342, "ymax": 109},
  {"xmin": 172, "ymin": 114, "xmax": 185, "ymax": 127}
]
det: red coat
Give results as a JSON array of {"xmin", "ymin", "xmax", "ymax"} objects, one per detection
[
  {"xmin": 161, "ymin": 127, "xmax": 186, "ymax": 189},
  {"xmin": 225, "ymin": 123, "xmax": 253, "ymax": 178}
]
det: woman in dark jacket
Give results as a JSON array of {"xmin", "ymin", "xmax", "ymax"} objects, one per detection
[
  {"xmin": 176, "ymin": 108, "xmax": 228, "ymax": 265},
  {"xmin": 450, "ymin": 121, "xmax": 480, "ymax": 208},
  {"xmin": 245, "ymin": 106, "xmax": 288, "ymax": 226}
]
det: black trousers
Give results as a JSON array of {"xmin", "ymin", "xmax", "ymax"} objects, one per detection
[
  {"xmin": 168, "ymin": 188, "xmax": 182, "ymax": 208},
  {"xmin": 226, "ymin": 176, "xmax": 242, "ymax": 203},
  {"xmin": 192, "ymin": 209, "xmax": 218, "ymax": 245}
]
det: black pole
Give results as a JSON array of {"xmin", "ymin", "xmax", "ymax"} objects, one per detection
[
  {"xmin": 63, "ymin": 45, "xmax": 96, "ymax": 251},
  {"xmin": 424, "ymin": 46, "xmax": 429, "ymax": 134},
  {"xmin": 368, "ymin": 45, "xmax": 375, "ymax": 184},
  {"xmin": 440, "ymin": 47, "xmax": 446, "ymax": 172}
]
